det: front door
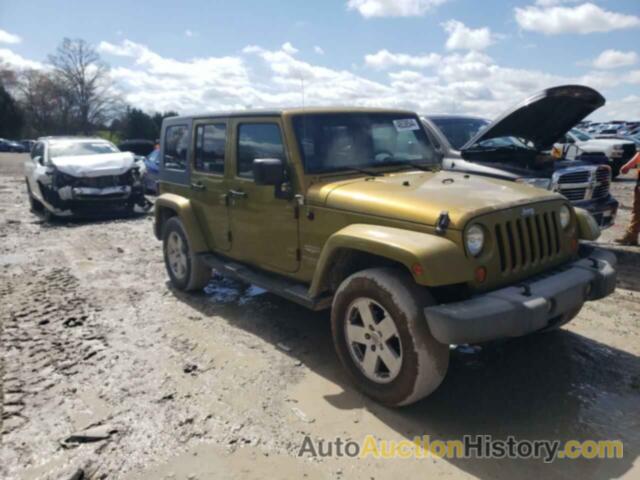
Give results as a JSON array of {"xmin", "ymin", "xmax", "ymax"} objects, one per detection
[
  {"xmin": 189, "ymin": 120, "xmax": 231, "ymax": 251},
  {"xmin": 227, "ymin": 118, "xmax": 299, "ymax": 273}
]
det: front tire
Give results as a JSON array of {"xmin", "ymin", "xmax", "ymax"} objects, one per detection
[
  {"xmin": 163, "ymin": 216, "xmax": 211, "ymax": 292},
  {"xmin": 331, "ymin": 268, "xmax": 449, "ymax": 407}
]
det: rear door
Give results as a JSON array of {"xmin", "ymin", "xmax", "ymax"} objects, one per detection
[
  {"xmin": 227, "ymin": 117, "xmax": 299, "ymax": 273},
  {"xmin": 189, "ymin": 119, "xmax": 231, "ymax": 252}
]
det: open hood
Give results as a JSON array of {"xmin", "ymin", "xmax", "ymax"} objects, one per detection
[
  {"xmin": 461, "ymin": 85, "xmax": 605, "ymax": 152},
  {"xmin": 51, "ymin": 152, "xmax": 136, "ymax": 178}
]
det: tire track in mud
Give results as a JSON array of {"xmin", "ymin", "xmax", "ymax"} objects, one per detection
[{"xmin": 1, "ymin": 265, "xmax": 108, "ymax": 474}]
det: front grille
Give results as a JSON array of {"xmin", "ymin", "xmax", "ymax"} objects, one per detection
[
  {"xmin": 554, "ymin": 166, "xmax": 610, "ymax": 202},
  {"xmin": 557, "ymin": 171, "xmax": 589, "ymax": 184},
  {"xmin": 494, "ymin": 211, "xmax": 562, "ymax": 274},
  {"xmin": 75, "ymin": 172, "xmax": 132, "ymax": 188}
]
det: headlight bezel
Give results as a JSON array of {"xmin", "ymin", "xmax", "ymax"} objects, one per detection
[{"xmin": 465, "ymin": 224, "xmax": 485, "ymax": 257}]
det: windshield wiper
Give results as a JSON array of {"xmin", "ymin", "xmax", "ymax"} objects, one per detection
[
  {"xmin": 381, "ymin": 160, "xmax": 439, "ymax": 172},
  {"xmin": 344, "ymin": 166, "xmax": 384, "ymax": 177}
]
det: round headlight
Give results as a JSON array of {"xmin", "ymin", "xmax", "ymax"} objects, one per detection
[
  {"xmin": 466, "ymin": 224, "xmax": 485, "ymax": 257},
  {"xmin": 559, "ymin": 205, "xmax": 571, "ymax": 229}
]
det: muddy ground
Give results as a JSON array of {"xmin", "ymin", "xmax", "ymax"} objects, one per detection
[{"xmin": 1, "ymin": 152, "xmax": 639, "ymax": 480}]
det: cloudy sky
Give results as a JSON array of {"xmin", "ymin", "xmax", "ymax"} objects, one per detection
[{"xmin": 1, "ymin": 0, "xmax": 639, "ymax": 120}]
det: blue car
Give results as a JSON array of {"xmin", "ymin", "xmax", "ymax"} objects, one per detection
[{"xmin": 142, "ymin": 149, "xmax": 160, "ymax": 194}]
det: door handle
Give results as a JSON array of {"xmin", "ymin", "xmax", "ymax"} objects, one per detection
[
  {"xmin": 228, "ymin": 189, "xmax": 247, "ymax": 199},
  {"xmin": 191, "ymin": 181, "xmax": 206, "ymax": 191}
]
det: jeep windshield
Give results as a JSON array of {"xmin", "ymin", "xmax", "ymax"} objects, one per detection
[{"xmin": 292, "ymin": 113, "xmax": 439, "ymax": 174}]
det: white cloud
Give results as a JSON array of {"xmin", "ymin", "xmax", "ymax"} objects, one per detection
[
  {"xmin": 1, "ymin": 37, "xmax": 626, "ymax": 122},
  {"xmin": 281, "ymin": 42, "xmax": 298, "ymax": 55},
  {"xmin": 442, "ymin": 20, "xmax": 495, "ymax": 51},
  {"xmin": 365, "ymin": 49, "xmax": 441, "ymax": 69},
  {"xmin": 0, "ymin": 29, "xmax": 21, "ymax": 44},
  {"xmin": 534, "ymin": 0, "xmax": 579, "ymax": 6},
  {"xmin": 184, "ymin": 30, "xmax": 196, "ymax": 38},
  {"xmin": 0, "ymin": 48, "xmax": 42, "ymax": 69},
  {"xmin": 314, "ymin": 46, "xmax": 325, "ymax": 55},
  {"xmin": 515, "ymin": 2, "xmax": 640, "ymax": 35},
  {"xmin": 590, "ymin": 50, "xmax": 638, "ymax": 70},
  {"xmin": 347, "ymin": 0, "xmax": 448, "ymax": 18}
]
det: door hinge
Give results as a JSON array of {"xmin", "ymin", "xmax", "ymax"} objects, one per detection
[{"xmin": 227, "ymin": 231, "xmax": 232, "ymax": 243}]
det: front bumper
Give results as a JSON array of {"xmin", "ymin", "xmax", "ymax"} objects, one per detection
[
  {"xmin": 573, "ymin": 195, "xmax": 619, "ymax": 229},
  {"xmin": 425, "ymin": 247, "xmax": 617, "ymax": 345}
]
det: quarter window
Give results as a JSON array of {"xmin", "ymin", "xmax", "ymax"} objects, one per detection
[
  {"xmin": 164, "ymin": 125, "xmax": 189, "ymax": 171},
  {"xmin": 237, "ymin": 123, "xmax": 285, "ymax": 178},
  {"xmin": 195, "ymin": 123, "xmax": 226, "ymax": 174}
]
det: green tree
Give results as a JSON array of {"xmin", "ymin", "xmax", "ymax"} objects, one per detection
[
  {"xmin": 123, "ymin": 107, "xmax": 157, "ymax": 140},
  {"xmin": 0, "ymin": 84, "xmax": 24, "ymax": 138}
]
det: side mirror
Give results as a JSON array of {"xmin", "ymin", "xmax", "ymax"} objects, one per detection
[
  {"xmin": 33, "ymin": 155, "xmax": 43, "ymax": 165},
  {"xmin": 253, "ymin": 158, "xmax": 285, "ymax": 186}
]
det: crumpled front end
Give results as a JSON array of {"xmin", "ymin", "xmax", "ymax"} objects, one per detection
[{"xmin": 41, "ymin": 167, "xmax": 147, "ymax": 216}]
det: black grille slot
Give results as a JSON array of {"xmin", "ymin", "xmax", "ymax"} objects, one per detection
[
  {"xmin": 551, "ymin": 212, "xmax": 560, "ymax": 253},
  {"xmin": 516, "ymin": 219, "xmax": 527, "ymax": 266},
  {"xmin": 506, "ymin": 221, "xmax": 517, "ymax": 270},
  {"xmin": 496, "ymin": 225, "xmax": 506, "ymax": 272}
]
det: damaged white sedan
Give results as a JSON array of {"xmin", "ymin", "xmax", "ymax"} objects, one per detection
[{"xmin": 24, "ymin": 137, "xmax": 148, "ymax": 218}]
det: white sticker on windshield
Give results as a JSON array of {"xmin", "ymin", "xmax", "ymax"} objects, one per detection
[{"xmin": 393, "ymin": 118, "xmax": 420, "ymax": 132}]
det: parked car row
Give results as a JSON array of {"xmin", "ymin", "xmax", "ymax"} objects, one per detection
[
  {"xmin": 19, "ymin": 85, "xmax": 631, "ymax": 230},
  {"xmin": 0, "ymin": 138, "xmax": 35, "ymax": 153}
]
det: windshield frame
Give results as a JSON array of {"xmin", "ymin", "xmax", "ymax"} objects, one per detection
[{"xmin": 290, "ymin": 112, "xmax": 440, "ymax": 176}]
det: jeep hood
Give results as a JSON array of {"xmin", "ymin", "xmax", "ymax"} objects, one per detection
[
  {"xmin": 462, "ymin": 85, "xmax": 605, "ymax": 152},
  {"xmin": 50, "ymin": 152, "xmax": 136, "ymax": 177},
  {"xmin": 308, "ymin": 171, "xmax": 561, "ymax": 229}
]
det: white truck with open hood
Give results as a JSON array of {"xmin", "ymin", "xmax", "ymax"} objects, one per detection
[{"xmin": 24, "ymin": 137, "xmax": 149, "ymax": 219}]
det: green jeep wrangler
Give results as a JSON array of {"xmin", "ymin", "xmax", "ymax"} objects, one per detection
[{"xmin": 154, "ymin": 108, "xmax": 616, "ymax": 406}]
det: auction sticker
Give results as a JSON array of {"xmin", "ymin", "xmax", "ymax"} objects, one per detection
[{"xmin": 393, "ymin": 118, "xmax": 420, "ymax": 131}]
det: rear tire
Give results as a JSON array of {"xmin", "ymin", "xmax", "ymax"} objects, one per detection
[
  {"xmin": 331, "ymin": 268, "xmax": 449, "ymax": 407},
  {"xmin": 163, "ymin": 216, "xmax": 211, "ymax": 292}
]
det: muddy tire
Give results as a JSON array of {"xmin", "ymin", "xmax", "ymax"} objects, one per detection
[
  {"xmin": 26, "ymin": 179, "xmax": 44, "ymax": 213},
  {"xmin": 331, "ymin": 268, "xmax": 449, "ymax": 407},
  {"xmin": 163, "ymin": 216, "xmax": 210, "ymax": 292}
]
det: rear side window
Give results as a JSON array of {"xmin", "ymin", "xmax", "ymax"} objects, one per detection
[
  {"xmin": 237, "ymin": 123, "xmax": 285, "ymax": 178},
  {"xmin": 164, "ymin": 125, "xmax": 189, "ymax": 171},
  {"xmin": 195, "ymin": 123, "xmax": 226, "ymax": 174}
]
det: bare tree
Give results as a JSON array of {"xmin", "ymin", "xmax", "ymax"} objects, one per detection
[{"xmin": 48, "ymin": 38, "xmax": 120, "ymax": 134}]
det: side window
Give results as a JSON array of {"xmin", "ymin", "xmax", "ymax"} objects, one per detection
[
  {"xmin": 164, "ymin": 125, "xmax": 189, "ymax": 171},
  {"xmin": 31, "ymin": 142, "xmax": 44, "ymax": 160},
  {"xmin": 237, "ymin": 123, "xmax": 285, "ymax": 178},
  {"xmin": 195, "ymin": 123, "xmax": 226, "ymax": 174}
]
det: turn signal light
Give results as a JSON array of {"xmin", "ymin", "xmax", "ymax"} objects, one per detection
[
  {"xmin": 412, "ymin": 263, "xmax": 424, "ymax": 277},
  {"xmin": 475, "ymin": 266, "xmax": 487, "ymax": 283}
]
